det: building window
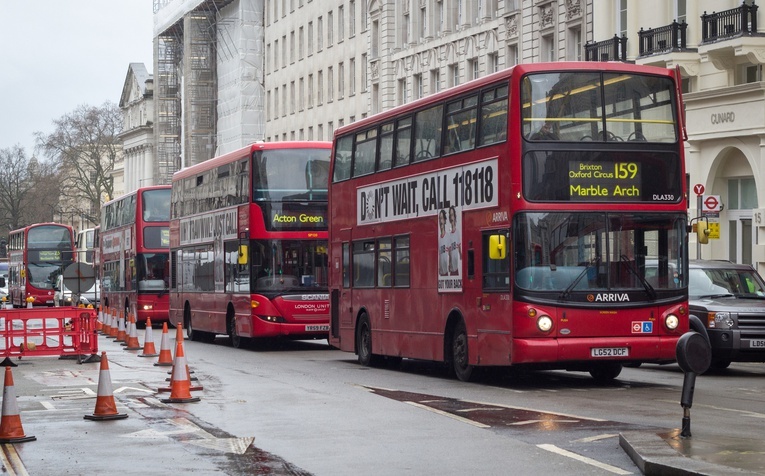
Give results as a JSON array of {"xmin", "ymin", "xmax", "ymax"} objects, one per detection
[
  {"xmin": 349, "ymin": 57, "xmax": 356, "ymax": 96},
  {"xmin": 299, "ymin": 77, "xmax": 305, "ymax": 111},
  {"xmin": 338, "ymin": 6, "xmax": 345, "ymax": 42},
  {"xmin": 541, "ymin": 34, "xmax": 555, "ymax": 62},
  {"xmin": 338, "ymin": 62, "xmax": 345, "ymax": 99},
  {"xmin": 282, "ymin": 35, "xmax": 287, "ymax": 67},
  {"xmin": 617, "ymin": 0, "xmax": 627, "ymax": 38},
  {"xmin": 328, "ymin": 10, "xmax": 334, "ymax": 46},
  {"xmin": 290, "ymin": 81, "xmax": 296, "ymax": 114},
  {"xmin": 404, "ymin": 13, "xmax": 411, "ymax": 45},
  {"xmin": 469, "ymin": 58, "xmax": 479, "ymax": 80},
  {"xmin": 431, "ymin": 68, "xmax": 440, "ymax": 93},
  {"xmin": 308, "ymin": 21, "xmax": 313, "ymax": 55},
  {"xmin": 437, "ymin": 0, "xmax": 444, "ymax": 35},
  {"xmin": 420, "ymin": 6, "xmax": 427, "ymax": 39},
  {"xmin": 328, "ymin": 66, "xmax": 334, "ymax": 102},
  {"xmin": 299, "ymin": 27, "xmax": 304, "ymax": 60},
  {"xmin": 318, "ymin": 16, "xmax": 323, "ymax": 51},
  {"xmin": 488, "ymin": 53, "xmax": 499, "ymax": 73},
  {"xmin": 361, "ymin": 54, "xmax": 368, "ymax": 92},
  {"xmin": 736, "ymin": 64, "xmax": 762, "ymax": 85},
  {"xmin": 674, "ymin": 0, "xmax": 686, "ymax": 24},
  {"xmin": 450, "ymin": 63, "xmax": 459, "ymax": 87},
  {"xmin": 290, "ymin": 30, "xmax": 295, "ymax": 64},
  {"xmin": 729, "ymin": 178, "xmax": 759, "ymax": 210},
  {"xmin": 350, "ymin": 1, "xmax": 356, "ymax": 37},
  {"xmin": 413, "ymin": 74, "xmax": 423, "ymax": 99},
  {"xmin": 508, "ymin": 43, "xmax": 518, "ymax": 66},
  {"xmin": 318, "ymin": 70, "xmax": 323, "ymax": 105},
  {"xmin": 568, "ymin": 27, "xmax": 582, "ymax": 61},
  {"xmin": 308, "ymin": 74, "xmax": 314, "ymax": 108},
  {"xmin": 398, "ymin": 78, "xmax": 408, "ymax": 105}
]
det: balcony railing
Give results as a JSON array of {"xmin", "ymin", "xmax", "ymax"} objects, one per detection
[
  {"xmin": 585, "ymin": 35, "xmax": 628, "ymax": 62},
  {"xmin": 701, "ymin": 3, "xmax": 759, "ymax": 44},
  {"xmin": 638, "ymin": 21, "xmax": 689, "ymax": 57}
]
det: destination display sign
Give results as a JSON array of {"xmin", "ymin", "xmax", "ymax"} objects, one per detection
[
  {"xmin": 263, "ymin": 203, "xmax": 327, "ymax": 232},
  {"xmin": 523, "ymin": 151, "xmax": 682, "ymax": 203},
  {"xmin": 568, "ymin": 161, "xmax": 641, "ymax": 201}
]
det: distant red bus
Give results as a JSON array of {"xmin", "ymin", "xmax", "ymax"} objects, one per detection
[
  {"xmin": 100, "ymin": 186, "xmax": 170, "ymax": 324},
  {"xmin": 328, "ymin": 62, "xmax": 690, "ymax": 381},
  {"xmin": 169, "ymin": 142, "xmax": 331, "ymax": 347},
  {"xmin": 8, "ymin": 223, "xmax": 75, "ymax": 307}
]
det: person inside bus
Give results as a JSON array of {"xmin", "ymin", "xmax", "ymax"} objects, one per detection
[{"xmin": 530, "ymin": 121, "xmax": 558, "ymax": 140}]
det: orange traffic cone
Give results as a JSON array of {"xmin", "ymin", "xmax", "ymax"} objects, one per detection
[
  {"xmin": 154, "ymin": 322, "xmax": 173, "ymax": 366},
  {"xmin": 138, "ymin": 318, "xmax": 159, "ymax": 357},
  {"xmin": 0, "ymin": 366, "xmax": 36, "ymax": 443},
  {"xmin": 101, "ymin": 306, "xmax": 112, "ymax": 336},
  {"xmin": 123, "ymin": 314, "xmax": 142, "ymax": 350},
  {"xmin": 115, "ymin": 312, "xmax": 127, "ymax": 343},
  {"xmin": 160, "ymin": 340, "xmax": 200, "ymax": 403},
  {"xmin": 84, "ymin": 352, "xmax": 128, "ymax": 421},
  {"xmin": 108, "ymin": 310, "xmax": 120, "ymax": 338}
]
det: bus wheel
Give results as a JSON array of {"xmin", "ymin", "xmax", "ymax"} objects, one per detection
[
  {"xmin": 451, "ymin": 320, "xmax": 474, "ymax": 382},
  {"xmin": 185, "ymin": 304, "xmax": 199, "ymax": 342},
  {"xmin": 589, "ymin": 363, "xmax": 622, "ymax": 382},
  {"xmin": 356, "ymin": 313, "xmax": 380, "ymax": 367},
  {"xmin": 227, "ymin": 315, "xmax": 242, "ymax": 349}
]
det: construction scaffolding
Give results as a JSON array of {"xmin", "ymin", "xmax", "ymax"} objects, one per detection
[
  {"xmin": 184, "ymin": 11, "xmax": 217, "ymax": 167},
  {"xmin": 155, "ymin": 26, "xmax": 183, "ymax": 184}
]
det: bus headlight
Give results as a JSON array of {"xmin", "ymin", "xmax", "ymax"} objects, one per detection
[
  {"xmin": 537, "ymin": 315, "xmax": 553, "ymax": 333},
  {"xmin": 142, "ymin": 304, "xmax": 153, "ymax": 311},
  {"xmin": 664, "ymin": 313, "xmax": 679, "ymax": 330}
]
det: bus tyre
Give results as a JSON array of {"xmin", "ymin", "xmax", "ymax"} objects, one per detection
[
  {"xmin": 451, "ymin": 320, "xmax": 474, "ymax": 382},
  {"xmin": 356, "ymin": 313, "xmax": 380, "ymax": 367},
  {"xmin": 228, "ymin": 316, "xmax": 243, "ymax": 349},
  {"xmin": 589, "ymin": 362, "xmax": 622, "ymax": 382},
  {"xmin": 185, "ymin": 305, "xmax": 200, "ymax": 342}
]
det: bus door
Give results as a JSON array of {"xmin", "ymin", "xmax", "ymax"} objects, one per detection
[{"xmin": 330, "ymin": 228, "xmax": 353, "ymax": 340}]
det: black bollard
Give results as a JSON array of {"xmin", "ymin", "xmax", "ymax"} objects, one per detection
[{"xmin": 675, "ymin": 331, "xmax": 711, "ymax": 438}]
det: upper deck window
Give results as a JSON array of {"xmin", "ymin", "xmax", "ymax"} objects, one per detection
[{"xmin": 522, "ymin": 72, "xmax": 677, "ymax": 143}]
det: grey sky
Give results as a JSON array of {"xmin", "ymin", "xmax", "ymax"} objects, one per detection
[{"xmin": 1, "ymin": 1, "xmax": 154, "ymax": 157}]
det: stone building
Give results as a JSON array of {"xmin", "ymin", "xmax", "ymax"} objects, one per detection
[{"xmin": 588, "ymin": 0, "xmax": 764, "ymax": 272}]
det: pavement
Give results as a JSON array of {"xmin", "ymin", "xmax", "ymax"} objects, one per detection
[{"xmin": 620, "ymin": 428, "xmax": 765, "ymax": 475}]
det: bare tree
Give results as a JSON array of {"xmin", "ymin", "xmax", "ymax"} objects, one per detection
[
  {"xmin": 0, "ymin": 144, "xmax": 35, "ymax": 231},
  {"xmin": 36, "ymin": 102, "xmax": 122, "ymax": 224}
]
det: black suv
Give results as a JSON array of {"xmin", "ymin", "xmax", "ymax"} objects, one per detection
[{"xmin": 689, "ymin": 260, "xmax": 765, "ymax": 369}]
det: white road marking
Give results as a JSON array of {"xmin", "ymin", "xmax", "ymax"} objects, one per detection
[
  {"xmin": 573, "ymin": 433, "xmax": 619, "ymax": 443},
  {"xmin": 404, "ymin": 401, "xmax": 491, "ymax": 428},
  {"xmin": 537, "ymin": 444, "xmax": 632, "ymax": 475}
]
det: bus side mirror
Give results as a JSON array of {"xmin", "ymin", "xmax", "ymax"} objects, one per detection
[
  {"xmin": 697, "ymin": 221, "xmax": 710, "ymax": 245},
  {"xmin": 488, "ymin": 235, "xmax": 507, "ymax": 260},
  {"xmin": 238, "ymin": 245, "xmax": 249, "ymax": 265}
]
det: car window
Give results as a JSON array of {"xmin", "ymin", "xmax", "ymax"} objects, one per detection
[{"xmin": 689, "ymin": 267, "xmax": 765, "ymax": 298}]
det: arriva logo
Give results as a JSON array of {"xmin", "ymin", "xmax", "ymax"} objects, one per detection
[{"xmin": 588, "ymin": 293, "xmax": 630, "ymax": 302}]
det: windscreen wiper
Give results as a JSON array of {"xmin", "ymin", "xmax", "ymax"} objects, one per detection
[
  {"xmin": 559, "ymin": 257, "xmax": 600, "ymax": 300},
  {"xmin": 620, "ymin": 255, "xmax": 656, "ymax": 300}
]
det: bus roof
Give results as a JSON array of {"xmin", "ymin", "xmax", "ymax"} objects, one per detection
[
  {"xmin": 333, "ymin": 61, "xmax": 677, "ymax": 139},
  {"xmin": 172, "ymin": 141, "xmax": 332, "ymax": 182},
  {"xmin": 101, "ymin": 185, "xmax": 171, "ymax": 208}
]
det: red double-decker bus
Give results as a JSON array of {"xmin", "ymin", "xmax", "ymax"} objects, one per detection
[
  {"xmin": 328, "ymin": 62, "xmax": 690, "ymax": 381},
  {"xmin": 8, "ymin": 223, "xmax": 75, "ymax": 307},
  {"xmin": 100, "ymin": 186, "xmax": 170, "ymax": 324},
  {"xmin": 169, "ymin": 141, "xmax": 332, "ymax": 348}
]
